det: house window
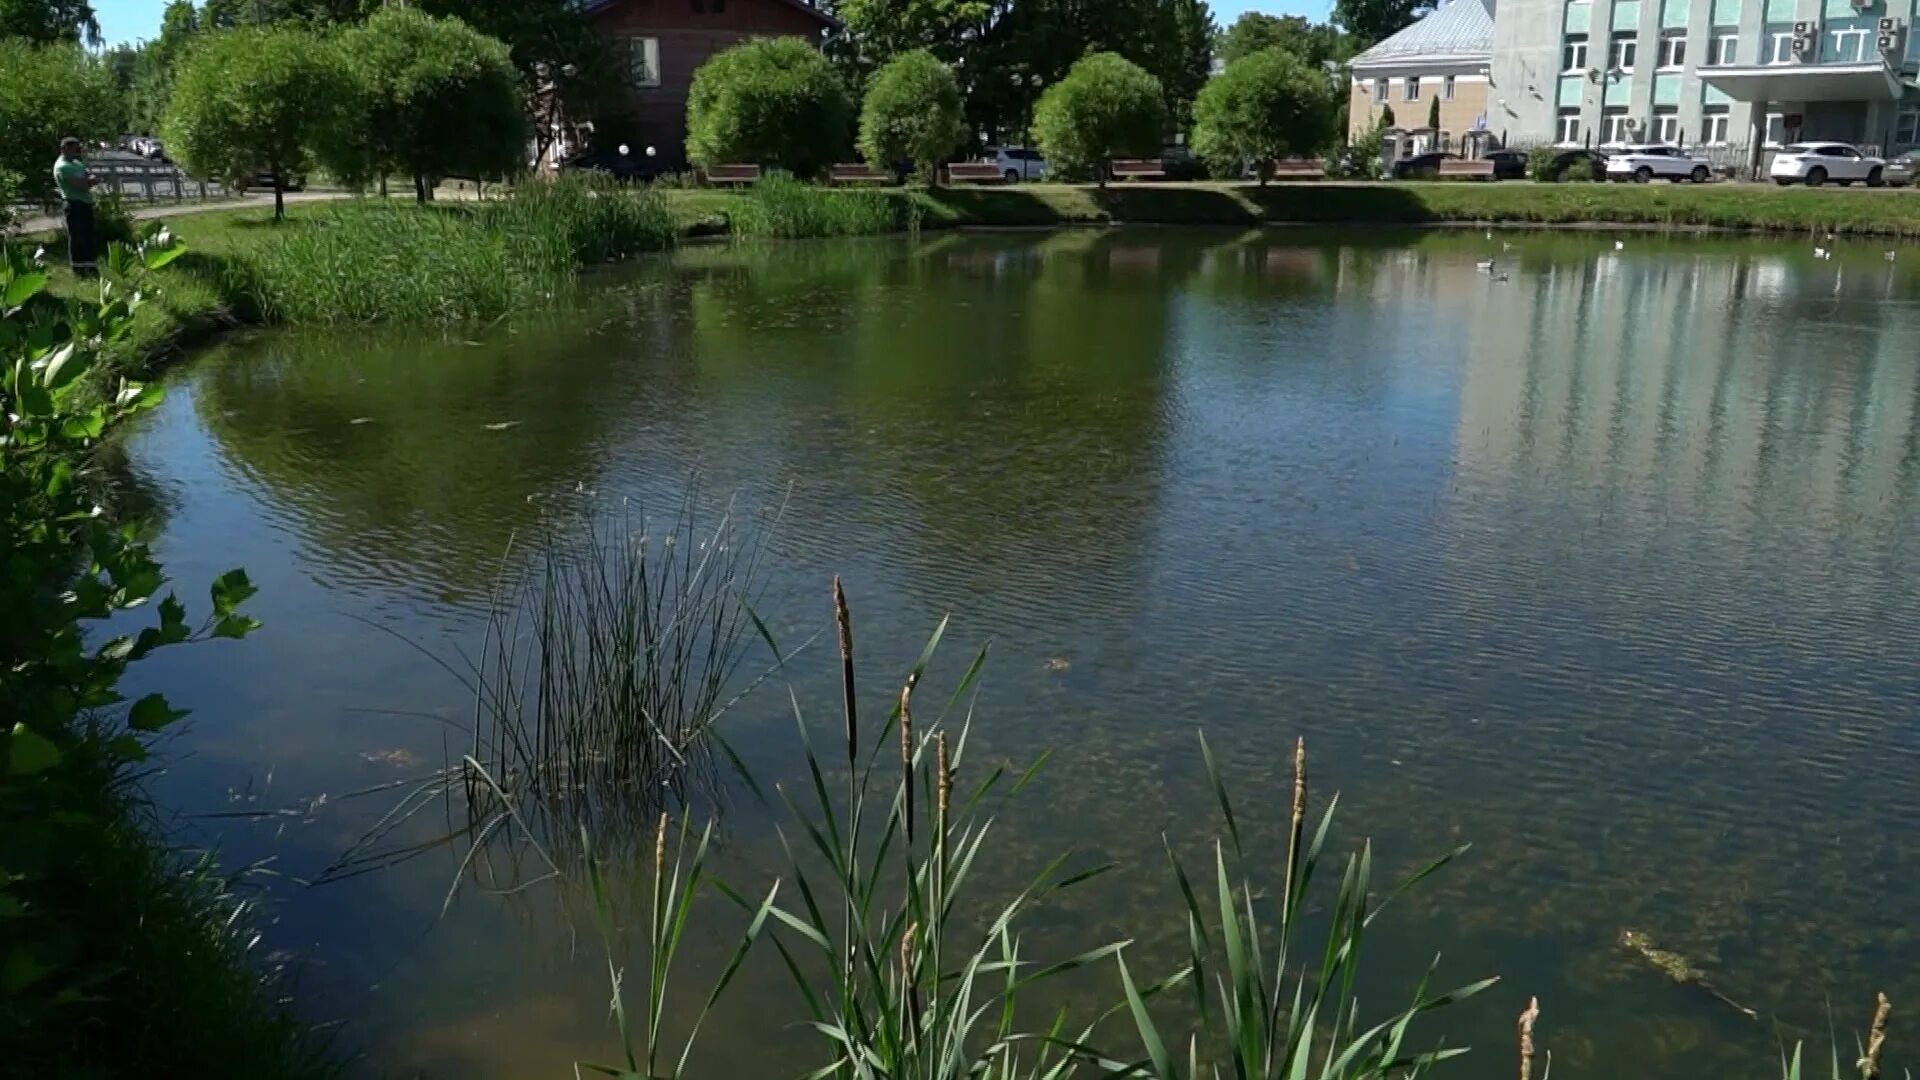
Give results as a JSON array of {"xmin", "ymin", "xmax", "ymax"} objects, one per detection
[
  {"xmin": 1403, "ymin": 76, "xmax": 1421, "ymax": 101},
  {"xmin": 1443, "ymin": 75, "xmax": 1456, "ymax": 100},
  {"xmin": 1764, "ymin": 110, "xmax": 1788, "ymax": 145},
  {"xmin": 1827, "ymin": 26, "xmax": 1871, "ymax": 62},
  {"xmin": 1707, "ymin": 31, "xmax": 1738, "ymax": 65},
  {"xmin": 1658, "ymin": 31, "xmax": 1687, "ymax": 68},
  {"xmin": 628, "ymin": 36, "xmax": 661, "ymax": 87},
  {"xmin": 1564, "ymin": 34, "xmax": 1589, "ymax": 71},
  {"xmin": 1610, "ymin": 33, "xmax": 1638, "ymax": 71},
  {"xmin": 1602, "ymin": 106, "xmax": 1632, "ymax": 143},
  {"xmin": 1653, "ymin": 106, "xmax": 1680, "ymax": 142},
  {"xmin": 1702, "ymin": 106, "xmax": 1730, "ymax": 144},
  {"xmin": 1556, "ymin": 108, "xmax": 1583, "ymax": 144},
  {"xmin": 1766, "ymin": 27, "xmax": 1794, "ymax": 64},
  {"xmin": 1372, "ymin": 77, "xmax": 1387, "ymax": 102}
]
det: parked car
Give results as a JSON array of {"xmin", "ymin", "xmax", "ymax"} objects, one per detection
[
  {"xmin": 1159, "ymin": 144, "xmax": 1207, "ymax": 181},
  {"xmin": 1604, "ymin": 144, "xmax": 1714, "ymax": 183},
  {"xmin": 1884, "ymin": 149, "xmax": 1920, "ymax": 187},
  {"xmin": 1391, "ymin": 151, "xmax": 1459, "ymax": 179},
  {"xmin": 1769, "ymin": 142, "xmax": 1886, "ymax": 187},
  {"xmin": 985, "ymin": 147, "xmax": 1047, "ymax": 182},
  {"xmin": 1485, "ymin": 149, "xmax": 1529, "ymax": 181},
  {"xmin": 244, "ymin": 169, "xmax": 307, "ymax": 193},
  {"xmin": 1546, "ymin": 148, "xmax": 1608, "ymax": 181}
]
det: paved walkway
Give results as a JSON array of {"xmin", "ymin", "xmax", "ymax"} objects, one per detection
[{"xmin": 10, "ymin": 188, "xmax": 392, "ymax": 235}]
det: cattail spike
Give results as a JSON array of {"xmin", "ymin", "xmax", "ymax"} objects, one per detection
[
  {"xmin": 654, "ymin": 810, "xmax": 668, "ymax": 875},
  {"xmin": 1282, "ymin": 736, "xmax": 1308, "ymax": 921},
  {"xmin": 936, "ymin": 731, "xmax": 951, "ymax": 831},
  {"xmin": 1518, "ymin": 996, "xmax": 1540, "ymax": 1080},
  {"xmin": 1863, "ymin": 992, "xmax": 1891, "ymax": 1080},
  {"xmin": 900, "ymin": 681, "xmax": 916, "ymax": 845},
  {"xmin": 833, "ymin": 577, "xmax": 857, "ymax": 769}
]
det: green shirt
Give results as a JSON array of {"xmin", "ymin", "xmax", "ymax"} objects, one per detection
[{"xmin": 54, "ymin": 156, "xmax": 91, "ymax": 204}]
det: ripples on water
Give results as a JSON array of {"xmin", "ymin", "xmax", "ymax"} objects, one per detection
[{"xmin": 122, "ymin": 230, "xmax": 1920, "ymax": 1078}]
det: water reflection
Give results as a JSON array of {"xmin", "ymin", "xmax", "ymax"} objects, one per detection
[{"xmin": 124, "ymin": 229, "xmax": 1920, "ymax": 1079}]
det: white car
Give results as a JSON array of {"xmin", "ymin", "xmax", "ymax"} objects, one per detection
[
  {"xmin": 1769, "ymin": 142, "xmax": 1887, "ymax": 187},
  {"xmin": 1604, "ymin": 144, "xmax": 1714, "ymax": 183},
  {"xmin": 985, "ymin": 147, "xmax": 1047, "ymax": 183}
]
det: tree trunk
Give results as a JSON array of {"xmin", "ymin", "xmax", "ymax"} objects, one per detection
[
  {"xmin": 273, "ymin": 169, "xmax": 285, "ymax": 221},
  {"xmin": 379, "ymin": 174, "xmax": 388, "ymax": 199},
  {"xmin": 414, "ymin": 173, "xmax": 427, "ymax": 205}
]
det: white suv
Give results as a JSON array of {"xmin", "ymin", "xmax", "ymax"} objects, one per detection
[
  {"xmin": 985, "ymin": 147, "xmax": 1048, "ymax": 183},
  {"xmin": 1769, "ymin": 142, "xmax": 1886, "ymax": 187},
  {"xmin": 1603, "ymin": 144, "xmax": 1714, "ymax": 183}
]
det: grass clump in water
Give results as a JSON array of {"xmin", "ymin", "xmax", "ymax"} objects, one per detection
[
  {"xmin": 238, "ymin": 175, "xmax": 676, "ymax": 325},
  {"xmin": 729, "ymin": 173, "xmax": 917, "ymax": 239}
]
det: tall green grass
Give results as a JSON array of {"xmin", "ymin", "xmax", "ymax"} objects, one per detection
[
  {"xmin": 236, "ymin": 176, "xmax": 676, "ymax": 325},
  {"xmin": 728, "ymin": 174, "xmax": 919, "ymax": 240},
  {"xmin": 575, "ymin": 579, "xmax": 1489, "ymax": 1079}
]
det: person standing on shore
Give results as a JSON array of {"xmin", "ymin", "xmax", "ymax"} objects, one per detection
[{"xmin": 53, "ymin": 137, "xmax": 99, "ymax": 277}]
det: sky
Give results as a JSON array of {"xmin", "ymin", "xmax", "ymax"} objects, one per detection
[{"xmin": 89, "ymin": 0, "xmax": 1335, "ymax": 46}]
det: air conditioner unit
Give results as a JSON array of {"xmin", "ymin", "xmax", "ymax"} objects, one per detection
[
  {"xmin": 1881, "ymin": 32, "xmax": 1898, "ymax": 51},
  {"xmin": 1854, "ymin": 0, "xmax": 1875, "ymax": 12},
  {"xmin": 1880, "ymin": 16, "xmax": 1897, "ymax": 31},
  {"xmin": 1624, "ymin": 118, "xmax": 1641, "ymax": 132},
  {"xmin": 1793, "ymin": 33, "xmax": 1816, "ymax": 54},
  {"xmin": 1793, "ymin": 20, "xmax": 1812, "ymax": 34}
]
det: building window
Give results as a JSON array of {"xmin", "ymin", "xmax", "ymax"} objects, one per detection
[
  {"xmin": 1702, "ymin": 106, "xmax": 1730, "ymax": 144},
  {"xmin": 1442, "ymin": 75, "xmax": 1456, "ymax": 100},
  {"xmin": 1766, "ymin": 28, "xmax": 1794, "ymax": 64},
  {"xmin": 1556, "ymin": 108, "xmax": 1583, "ymax": 144},
  {"xmin": 1653, "ymin": 106, "xmax": 1680, "ymax": 142},
  {"xmin": 628, "ymin": 36, "xmax": 661, "ymax": 87},
  {"xmin": 1610, "ymin": 33, "xmax": 1638, "ymax": 71},
  {"xmin": 1658, "ymin": 31, "xmax": 1687, "ymax": 68},
  {"xmin": 1764, "ymin": 110, "xmax": 1787, "ymax": 145},
  {"xmin": 1828, "ymin": 26, "xmax": 1871, "ymax": 62},
  {"xmin": 1372, "ymin": 77, "xmax": 1387, "ymax": 102},
  {"xmin": 1898, "ymin": 109, "xmax": 1920, "ymax": 147},
  {"xmin": 1564, "ymin": 34, "xmax": 1589, "ymax": 71},
  {"xmin": 1707, "ymin": 31, "xmax": 1738, "ymax": 65},
  {"xmin": 1602, "ymin": 106, "xmax": 1632, "ymax": 143},
  {"xmin": 1403, "ymin": 76, "xmax": 1421, "ymax": 101}
]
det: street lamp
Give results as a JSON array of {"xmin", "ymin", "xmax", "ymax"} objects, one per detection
[{"xmin": 1010, "ymin": 72, "xmax": 1044, "ymax": 150}]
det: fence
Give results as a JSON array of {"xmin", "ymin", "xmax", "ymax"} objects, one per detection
[{"xmin": 86, "ymin": 153, "xmax": 228, "ymax": 203}]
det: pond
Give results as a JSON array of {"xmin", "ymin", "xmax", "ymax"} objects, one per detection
[{"xmin": 122, "ymin": 228, "xmax": 1920, "ymax": 1078}]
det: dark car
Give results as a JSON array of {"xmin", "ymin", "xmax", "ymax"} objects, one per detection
[
  {"xmin": 1546, "ymin": 148, "xmax": 1608, "ymax": 181},
  {"xmin": 245, "ymin": 170, "xmax": 306, "ymax": 193},
  {"xmin": 1485, "ymin": 149, "xmax": 1529, "ymax": 180},
  {"xmin": 1391, "ymin": 151, "xmax": 1459, "ymax": 179}
]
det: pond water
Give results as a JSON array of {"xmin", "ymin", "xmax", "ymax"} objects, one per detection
[{"xmin": 122, "ymin": 228, "xmax": 1920, "ymax": 1077}]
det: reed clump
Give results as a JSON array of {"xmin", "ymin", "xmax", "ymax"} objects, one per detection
[{"xmin": 727, "ymin": 174, "xmax": 918, "ymax": 239}]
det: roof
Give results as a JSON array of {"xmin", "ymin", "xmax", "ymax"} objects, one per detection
[
  {"xmin": 1348, "ymin": 0, "xmax": 1493, "ymax": 70},
  {"xmin": 582, "ymin": 0, "xmax": 839, "ymax": 28}
]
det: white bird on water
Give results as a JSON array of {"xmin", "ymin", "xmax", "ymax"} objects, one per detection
[
  {"xmin": 1614, "ymin": 240, "xmax": 1625, "ymax": 251},
  {"xmin": 1814, "ymin": 246, "xmax": 1831, "ymax": 260},
  {"xmin": 1886, "ymin": 250, "xmax": 1899, "ymax": 262},
  {"xmin": 1476, "ymin": 258, "xmax": 1496, "ymax": 273}
]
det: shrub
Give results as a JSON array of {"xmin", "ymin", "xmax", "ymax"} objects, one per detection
[
  {"xmin": 1191, "ymin": 47, "xmax": 1338, "ymax": 184},
  {"xmin": 727, "ymin": 173, "xmax": 914, "ymax": 239},
  {"xmin": 1032, "ymin": 52, "xmax": 1167, "ymax": 185},
  {"xmin": 330, "ymin": 8, "xmax": 529, "ymax": 199},
  {"xmin": 857, "ymin": 49, "xmax": 967, "ymax": 183},
  {"xmin": 93, "ymin": 192, "xmax": 136, "ymax": 246},
  {"xmin": 1330, "ymin": 118, "xmax": 1386, "ymax": 179},
  {"xmin": 1526, "ymin": 145, "xmax": 1557, "ymax": 182},
  {"xmin": 163, "ymin": 25, "xmax": 355, "ymax": 219},
  {"xmin": 1564, "ymin": 157, "xmax": 1595, "ymax": 181},
  {"xmin": 0, "ymin": 42, "xmax": 122, "ymax": 203},
  {"xmin": 686, "ymin": 38, "xmax": 852, "ymax": 179}
]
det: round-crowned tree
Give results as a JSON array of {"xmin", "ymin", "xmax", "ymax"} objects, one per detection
[
  {"xmin": 333, "ymin": 7, "xmax": 528, "ymax": 201},
  {"xmin": 1031, "ymin": 52, "xmax": 1166, "ymax": 186},
  {"xmin": 686, "ymin": 37, "xmax": 852, "ymax": 179},
  {"xmin": 163, "ymin": 25, "xmax": 353, "ymax": 218},
  {"xmin": 1190, "ymin": 47, "xmax": 1337, "ymax": 184},
  {"xmin": 857, "ymin": 49, "xmax": 966, "ymax": 184},
  {"xmin": 0, "ymin": 42, "xmax": 122, "ymax": 203}
]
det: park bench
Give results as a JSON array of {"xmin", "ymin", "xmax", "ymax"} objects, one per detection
[
  {"xmin": 829, "ymin": 163, "xmax": 892, "ymax": 185},
  {"xmin": 1110, "ymin": 159, "xmax": 1167, "ymax": 181},
  {"xmin": 1437, "ymin": 158, "xmax": 1495, "ymax": 181},
  {"xmin": 946, "ymin": 162, "xmax": 1004, "ymax": 184},
  {"xmin": 706, "ymin": 164, "xmax": 762, "ymax": 186},
  {"xmin": 1269, "ymin": 158, "xmax": 1328, "ymax": 180}
]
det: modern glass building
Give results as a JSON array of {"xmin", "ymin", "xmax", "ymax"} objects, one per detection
[{"xmin": 1489, "ymin": 0, "xmax": 1920, "ymax": 158}]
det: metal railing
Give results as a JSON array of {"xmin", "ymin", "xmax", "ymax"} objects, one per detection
[{"xmin": 84, "ymin": 153, "xmax": 228, "ymax": 203}]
